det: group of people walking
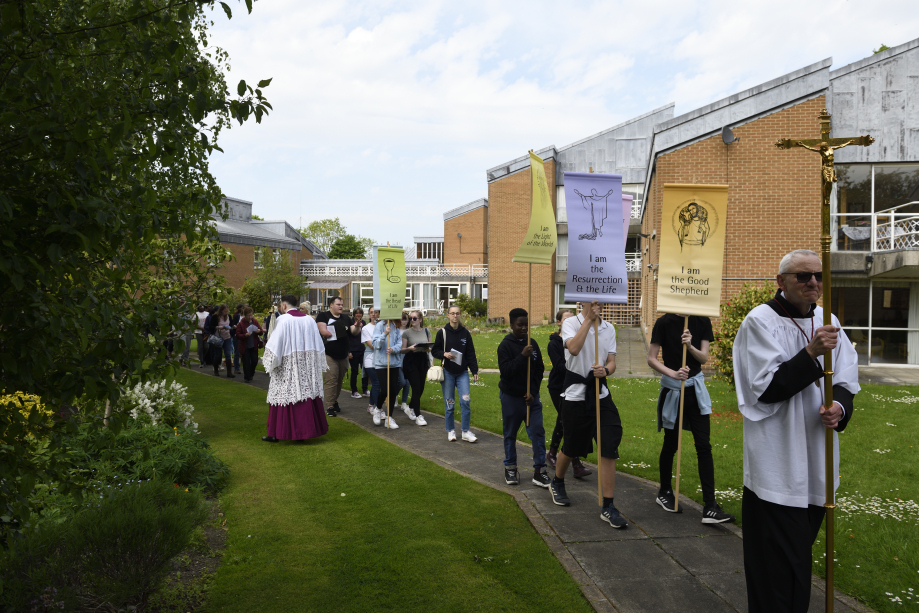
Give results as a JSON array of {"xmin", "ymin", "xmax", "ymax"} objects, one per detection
[{"xmin": 188, "ymin": 303, "xmax": 266, "ymax": 382}]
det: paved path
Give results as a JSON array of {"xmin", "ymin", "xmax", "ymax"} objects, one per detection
[{"xmin": 204, "ymin": 361, "xmax": 873, "ymax": 613}]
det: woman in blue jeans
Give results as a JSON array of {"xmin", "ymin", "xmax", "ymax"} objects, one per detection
[{"xmin": 431, "ymin": 305, "xmax": 479, "ymax": 443}]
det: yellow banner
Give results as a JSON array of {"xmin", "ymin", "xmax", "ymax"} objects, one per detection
[
  {"xmin": 656, "ymin": 184, "xmax": 729, "ymax": 318},
  {"xmin": 512, "ymin": 151, "xmax": 557, "ymax": 265},
  {"xmin": 373, "ymin": 246, "xmax": 406, "ymax": 320}
]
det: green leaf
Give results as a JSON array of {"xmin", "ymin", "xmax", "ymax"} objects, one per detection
[
  {"xmin": 237, "ymin": 79, "xmax": 247, "ymax": 96},
  {"xmin": 220, "ymin": 2, "xmax": 232, "ymax": 19},
  {"xmin": 257, "ymin": 78, "xmax": 272, "ymax": 88},
  {"xmin": 245, "ymin": 0, "xmax": 253, "ymax": 13}
]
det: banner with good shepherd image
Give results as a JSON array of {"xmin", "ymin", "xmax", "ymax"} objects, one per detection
[
  {"xmin": 563, "ymin": 172, "xmax": 628, "ymax": 304},
  {"xmin": 656, "ymin": 184, "xmax": 729, "ymax": 317},
  {"xmin": 373, "ymin": 246, "xmax": 407, "ymax": 320}
]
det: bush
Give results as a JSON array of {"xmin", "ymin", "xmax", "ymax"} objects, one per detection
[
  {"xmin": 711, "ymin": 282, "xmax": 776, "ymax": 385},
  {"xmin": 118, "ymin": 380, "xmax": 197, "ymax": 431},
  {"xmin": 65, "ymin": 422, "xmax": 230, "ymax": 495},
  {"xmin": 1, "ymin": 480, "xmax": 207, "ymax": 612},
  {"xmin": 453, "ymin": 293, "xmax": 488, "ymax": 318}
]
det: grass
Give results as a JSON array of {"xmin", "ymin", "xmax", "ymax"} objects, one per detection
[
  {"xmin": 171, "ymin": 368, "xmax": 593, "ymax": 613},
  {"xmin": 413, "ymin": 374, "xmax": 919, "ymax": 613}
]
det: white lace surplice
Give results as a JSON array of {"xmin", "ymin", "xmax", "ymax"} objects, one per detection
[{"xmin": 262, "ymin": 313, "xmax": 327, "ymax": 406}]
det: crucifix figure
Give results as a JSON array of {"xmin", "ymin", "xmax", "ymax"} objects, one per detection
[{"xmin": 774, "ymin": 109, "xmax": 873, "ymax": 613}]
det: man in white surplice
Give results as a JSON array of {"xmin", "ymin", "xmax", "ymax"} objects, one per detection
[
  {"xmin": 733, "ymin": 249, "xmax": 859, "ymax": 613},
  {"xmin": 260, "ymin": 294, "xmax": 329, "ymax": 443}
]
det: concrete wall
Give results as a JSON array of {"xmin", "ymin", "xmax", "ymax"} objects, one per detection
[{"xmin": 640, "ymin": 96, "xmax": 826, "ymax": 337}]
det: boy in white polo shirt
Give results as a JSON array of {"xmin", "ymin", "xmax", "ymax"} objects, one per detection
[{"xmin": 549, "ymin": 300, "xmax": 627, "ymax": 529}]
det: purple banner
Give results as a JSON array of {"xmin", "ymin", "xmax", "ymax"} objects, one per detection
[{"xmin": 563, "ymin": 172, "xmax": 628, "ymax": 304}]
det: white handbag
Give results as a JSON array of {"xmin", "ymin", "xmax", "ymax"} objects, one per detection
[{"xmin": 426, "ymin": 328, "xmax": 446, "ymax": 383}]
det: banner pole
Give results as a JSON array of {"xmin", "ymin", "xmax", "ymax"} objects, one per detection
[
  {"xmin": 527, "ymin": 263, "xmax": 532, "ymax": 427},
  {"xmin": 386, "ymin": 330, "xmax": 391, "ymax": 424},
  {"xmin": 674, "ymin": 315, "xmax": 689, "ymax": 512},
  {"xmin": 595, "ymin": 316, "xmax": 601, "ymax": 507}
]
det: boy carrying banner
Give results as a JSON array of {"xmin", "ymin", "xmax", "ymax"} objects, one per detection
[
  {"xmin": 646, "ymin": 313, "xmax": 734, "ymax": 523},
  {"xmin": 497, "ymin": 308, "xmax": 551, "ymax": 488}
]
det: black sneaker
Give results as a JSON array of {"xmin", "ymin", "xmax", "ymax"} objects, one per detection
[
  {"xmin": 549, "ymin": 480, "xmax": 570, "ymax": 506},
  {"xmin": 702, "ymin": 503, "xmax": 736, "ymax": 524},
  {"xmin": 601, "ymin": 504, "xmax": 628, "ymax": 529},
  {"xmin": 656, "ymin": 489, "xmax": 682, "ymax": 513},
  {"xmin": 326, "ymin": 407, "xmax": 337, "ymax": 417},
  {"xmin": 532, "ymin": 470, "xmax": 552, "ymax": 488},
  {"xmin": 332, "ymin": 402, "xmax": 342, "ymax": 414},
  {"xmin": 504, "ymin": 467, "xmax": 519, "ymax": 485}
]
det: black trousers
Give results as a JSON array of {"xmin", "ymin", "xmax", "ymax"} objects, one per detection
[
  {"xmin": 658, "ymin": 386, "xmax": 715, "ymax": 506},
  {"xmin": 404, "ymin": 366, "xmax": 427, "ymax": 412},
  {"xmin": 548, "ymin": 388, "xmax": 564, "ymax": 451},
  {"xmin": 375, "ymin": 367, "xmax": 402, "ymax": 413},
  {"xmin": 349, "ymin": 352, "xmax": 366, "ymax": 392},
  {"xmin": 743, "ymin": 487, "xmax": 825, "ymax": 613},
  {"xmin": 242, "ymin": 350, "xmax": 258, "ymax": 381}
]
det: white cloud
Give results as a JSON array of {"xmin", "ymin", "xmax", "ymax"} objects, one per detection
[{"xmin": 205, "ymin": 0, "xmax": 919, "ymax": 249}]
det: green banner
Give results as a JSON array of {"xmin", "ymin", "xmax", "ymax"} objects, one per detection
[
  {"xmin": 373, "ymin": 246, "xmax": 406, "ymax": 320},
  {"xmin": 512, "ymin": 151, "xmax": 558, "ymax": 265}
]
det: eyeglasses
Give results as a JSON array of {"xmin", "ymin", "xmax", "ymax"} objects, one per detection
[
  {"xmin": 787, "ymin": 271, "xmax": 823, "ymax": 283},
  {"xmin": 411, "ymin": 317, "xmax": 418, "ymax": 321}
]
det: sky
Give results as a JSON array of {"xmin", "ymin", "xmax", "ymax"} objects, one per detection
[{"xmin": 205, "ymin": 0, "xmax": 919, "ymax": 252}]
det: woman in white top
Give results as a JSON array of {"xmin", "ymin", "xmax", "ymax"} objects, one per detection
[{"xmin": 361, "ymin": 308, "xmax": 380, "ymax": 412}]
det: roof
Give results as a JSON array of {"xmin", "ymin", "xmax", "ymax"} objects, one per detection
[
  {"xmin": 213, "ymin": 218, "xmax": 302, "ymax": 250},
  {"xmin": 443, "ymin": 198, "xmax": 488, "ymax": 222},
  {"xmin": 413, "ymin": 236, "xmax": 444, "ymax": 243},
  {"xmin": 486, "ymin": 146, "xmax": 558, "ymax": 183},
  {"xmin": 250, "ymin": 220, "xmax": 328, "ymax": 258}
]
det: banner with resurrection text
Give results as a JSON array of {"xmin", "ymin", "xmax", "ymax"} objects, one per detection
[
  {"xmin": 563, "ymin": 172, "xmax": 627, "ymax": 304},
  {"xmin": 373, "ymin": 246, "xmax": 407, "ymax": 320},
  {"xmin": 512, "ymin": 151, "xmax": 558, "ymax": 265},
  {"xmin": 656, "ymin": 184, "xmax": 729, "ymax": 317}
]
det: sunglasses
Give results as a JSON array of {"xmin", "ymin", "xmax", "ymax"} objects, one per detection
[
  {"xmin": 787, "ymin": 271, "xmax": 823, "ymax": 283},
  {"xmin": 411, "ymin": 316, "xmax": 419, "ymax": 321}
]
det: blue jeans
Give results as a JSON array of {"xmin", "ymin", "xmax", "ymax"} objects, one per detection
[
  {"xmin": 232, "ymin": 337, "xmax": 240, "ymax": 370},
  {"xmin": 365, "ymin": 367, "xmax": 380, "ymax": 407},
  {"xmin": 442, "ymin": 370, "xmax": 471, "ymax": 432},
  {"xmin": 500, "ymin": 392, "xmax": 546, "ymax": 471},
  {"xmin": 400, "ymin": 370, "xmax": 409, "ymax": 403}
]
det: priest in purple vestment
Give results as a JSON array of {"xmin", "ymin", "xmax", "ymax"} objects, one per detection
[{"xmin": 261, "ymin": 294, "xmax": 329, "ymax": 442}]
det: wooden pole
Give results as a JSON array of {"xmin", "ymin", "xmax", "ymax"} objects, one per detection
[
  {"xmin": 386, "ymin": 330, "xmax": 391, "ymax": 425},
  {"xmin": 673, "ymin": 315, "xmax": 689, "ymax": 512},
  {"xmin": 527, "ymin": 263, "xmax": 532, "ymax": 427},
  {"xmin": 595, "ymin": 316, "xmax": 601, "ymax": 507}
]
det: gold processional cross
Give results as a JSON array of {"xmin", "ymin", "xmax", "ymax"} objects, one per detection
[{"xmin": 775, "ymin": 109, "xmax": 873, "ymax": 613}]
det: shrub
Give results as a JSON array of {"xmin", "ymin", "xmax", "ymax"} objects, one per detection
[
  {"xmin": 453, "ymin": 293, "xmax": 488, "ymax": 318},
  {"xmin": 118, "ymin": 380, "xmax": 197, "ymax": 431},
  {"xmin": 1, "ymin": 480, "xmax": 207, "ymax": 612},
  {"xmin": 711, "ymin": 282, "xmax": 776, "ymax": 385}
]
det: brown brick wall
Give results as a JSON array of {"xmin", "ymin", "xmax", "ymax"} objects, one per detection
[
  {"xmin": 640, "ymin": 96, "xmax": 826, "ymax": 339},
  {"xmin": 444, "ymin": 207, "xmax": 488, "ymax": 265},
  {"xmin": 220, "ymin": 243, "xmax": 301, "ymax": 291},
  {"xmin": 487, "ymin": 159, "xmax": 557, "ymax": 323}
]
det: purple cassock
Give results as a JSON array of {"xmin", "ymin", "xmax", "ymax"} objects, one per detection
[{"xmin": 261, "ymin": 309, "xmax": 329, "ymax": 440}]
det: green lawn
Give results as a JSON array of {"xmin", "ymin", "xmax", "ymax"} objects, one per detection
[
  {"xmin": 172, "ymin": 369, "xmax": 593, "ymax": 613},
  {"xmin": 414, "ymin": 374, "xmax": 919, "ymax": 613}
]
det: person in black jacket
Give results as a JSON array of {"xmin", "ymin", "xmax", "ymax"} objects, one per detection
[
  {"xmin": 431, "ymin": 305, "xmax": 479, "ymax": 442},
  {"xmin": 498, "ymin": 308, "xmax": 550, "ymax": 488},
  {"xmin": 230, "ymin": 303, "xmax": 244, "ymax": 375},
  {"xmin": 546, "ymin": 309, "xmax": 593, "ymax": 479}
]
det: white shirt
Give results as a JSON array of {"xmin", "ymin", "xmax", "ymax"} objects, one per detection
[
  {"xmin": 361, "ymin": 323, "xmax": 375, "ymax": 368},
  {"xmin": 196, "ymin": 311, "xmax": 208, "ymax": 331},
  {"xmin": 561, "ymin": 315, "xmax": 617, "ymax": 402},
  {"xmin": 734, "ymin": 302, "xmax": 859, "ymax": 508}
]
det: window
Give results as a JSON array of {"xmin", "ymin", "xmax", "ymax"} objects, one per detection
[
  {"xmin": 834, "ymin": 163, "xmax": 919, "ymax": 251},
  {"xmin": 556, "ymin": 284, "xmax": 577, "ymax": 311},
  {"xmin": 254, "ymin": 249, "xmax": 262, "ymax": 269}
]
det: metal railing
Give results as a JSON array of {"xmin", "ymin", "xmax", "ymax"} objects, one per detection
[
  {"xmin": 301, "ymin": 262, "xmax": 488, "ymax": 278},
  {"xmin": 832, "ymin": 202, "xmax": 919, "ymax": 252}
]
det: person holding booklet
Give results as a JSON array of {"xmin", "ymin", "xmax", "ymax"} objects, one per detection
[
  {"xmin": 361, "ymin": 308, "xmax": 380, "ymax": 413},
  {"xmin": 371, "ymin": 316, "xmax": 404, "ymax": 429},
  {"xmin": 316, "ymin": 296, "xmax": 359, "ymax": 417},
  {"xmin": 548, "ymin": 300, "xmax": 628, "ymax": 529},
  {"xmin": 400, "ymin": 310, "xmax": 430, "ymax": 426},
  {"xmin": 431, "ymin": 305, "xmax": 479, "ymax": 443},
  {"xmin": 646, "ymin": 313, "xmax": 734, "ymax": 524},
  {"xmin": 497, "ymin": 308, "xmax": 551, "ymax": 488}
]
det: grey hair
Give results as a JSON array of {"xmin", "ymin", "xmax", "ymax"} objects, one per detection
[{"xmin": 779, "ymin": 249, "xmax": 820, "ymax": 274}]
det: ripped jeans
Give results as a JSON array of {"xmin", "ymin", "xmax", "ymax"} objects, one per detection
[{"xmin": 441, "ymin": 370, "xmax": 471, "ymax": 433}]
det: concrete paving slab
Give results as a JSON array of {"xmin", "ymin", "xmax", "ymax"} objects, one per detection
[
  {"xmin": 602, "ymin": 575, "xmax": 737, "ymax": 613},
  {"xmin": 655, "ymin": 534, "xmax": 744, "ymax": 575},
  {"xmin": 569, "ymin": 540, "xmax": 686, "ymax": 580},
  {"xmin": 697, "ymin": 571, "xmax": 749, "ymax": 613},
  {"xmin": 547, "ymin": 507, "xmax": 651, "ymax": 543}
]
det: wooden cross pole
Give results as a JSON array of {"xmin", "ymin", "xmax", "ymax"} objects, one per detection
[
  {"xmin": 594, "ymin": 316, "xmax": 602, "ymax": 507},
  {"xmin": 526, "ymin": 263, "xmax": 532, "ymax": 427},
  {"xmin": 673, "ymin": 316, "xmax": 690, "ymax": 512},
  {"xmin": 775, "ymin": 109, "xmax": 873, "ymax": 613}
]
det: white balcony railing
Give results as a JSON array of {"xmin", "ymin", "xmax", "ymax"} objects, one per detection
[
  {"xmin": 301, "ymin": 262, "xmax": 488, "ymax": 278},
  {"xmin": 832, "ymin": 202, "xmax": 919, "ymax": 252}
]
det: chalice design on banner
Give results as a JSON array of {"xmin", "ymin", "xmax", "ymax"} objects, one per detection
[
  {"xmin": 672, "ymin": 200, "xmax": 718, "ymax": 251},
  {"xmin": 383, "ymin": 257, "xmax": 401, "ymax": 282}
]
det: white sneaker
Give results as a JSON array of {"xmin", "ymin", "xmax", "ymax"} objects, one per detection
[
  {"xmin": 385, "ymin": 416, "xmax": 399, "ymax": 429},
  {"xmin": 368, "ymin": 405, "xmax": 374, "ymax": 414},
  {"xmin": 372, "ymin": 408, "xmax": 382, "ymax": 426},
  {"xmin": 447, "ymin": 430, "xmax": 456, "ymax": 442},
  {"xmin": 415, "ymin": 414, "xmax": 427, "ymax": 426},
  {"xmin": 351, "ymin": 392, "xmax": 362, "ymax": 399},
  {"xmin": 403, "ymin": 405, "xmax": 417, "ymax": 421},
  {"xmin": 462, "ymin": 430, "xmax": 478, "ymax": 443},
  {"xmin": 363, "ymin": 390, "xmax": 371, "ymax": 397}
]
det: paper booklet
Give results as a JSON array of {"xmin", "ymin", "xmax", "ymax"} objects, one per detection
[{"xmin": 449, "ymin": 349, "xmax": 463, "ymax": 366}]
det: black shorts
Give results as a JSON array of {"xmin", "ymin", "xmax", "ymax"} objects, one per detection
[{"xmin": 560, "ymin": 394, "xmax": 623, "ymax": 460}]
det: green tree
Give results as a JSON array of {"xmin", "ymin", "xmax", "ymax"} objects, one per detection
[
  {"xmin": 328, "ymin": 234, "xmax": 368, "ymax": 259},
  {"xmin": 873, "ymin": 44, "xmax": 890, "ymax": 54},
  {"xmin": 0, "ymin": 0, "xmax": 271, "ymax": 530},
  {"xmin": 300, "ymin": 217, "xmax": 374, "ymax": 256},
  {"xmin": 241, "ymin": 248, "xmax": 304, "ymax": 313},
  {"xmin": 710, "ymin": 283, "xmax": 777, "ymax": 385}
]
